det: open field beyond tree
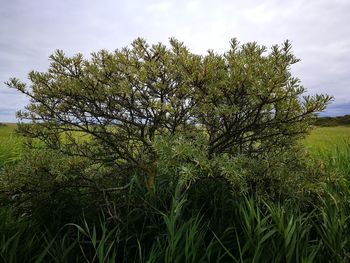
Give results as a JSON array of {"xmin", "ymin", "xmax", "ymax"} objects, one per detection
[{"xmin": 3, "ymin": 123, "xmax": 350, "ymax": 162}]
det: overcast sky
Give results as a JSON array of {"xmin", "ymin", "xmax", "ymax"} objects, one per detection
[{"xmin": 1, "ymin": 0, "xmax": 350, "ymax": 122}]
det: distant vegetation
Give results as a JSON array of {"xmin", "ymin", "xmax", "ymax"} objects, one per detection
[{"xmin": 315, "ymin": 114, "xmax": 350, "ymax": 126}]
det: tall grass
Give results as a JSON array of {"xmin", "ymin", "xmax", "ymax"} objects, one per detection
[
  {"xmin": 0, "ymin": 124, "xmax": 22, "ymax": 168},
  {"xmin": 304, "ymin": 126, "xmax": 350, "ymax": 176},
  {"xmin": 1, "ymin": 190, "xmax": 350, "ymax": 262}
]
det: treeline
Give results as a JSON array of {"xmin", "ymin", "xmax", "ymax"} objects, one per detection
[{"xmin": 315, "ymin": 115, "xmax": 350, "ymax": 126}]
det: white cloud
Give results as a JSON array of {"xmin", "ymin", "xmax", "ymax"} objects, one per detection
[
  {"xmin": 148, "ymin": 1, "xmax": 173, "ymax": 12},
  {"xmin": 243, "ymin": 3, "xmax": 276, "ymax": 24}
]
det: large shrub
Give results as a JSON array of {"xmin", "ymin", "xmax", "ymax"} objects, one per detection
[{"xmin": 5, "ymin": 38, "xmax": 331, "ymax": 193}]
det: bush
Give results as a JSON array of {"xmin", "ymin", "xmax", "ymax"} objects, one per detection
[{"xmin": 5, "ymin": 38, "xmax": 331, "ymax": 193}]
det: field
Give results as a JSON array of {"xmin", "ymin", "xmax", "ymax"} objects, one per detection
[
  {"xmin": 1, "ymin": 123, "xmax": 350, "ymax": 186},
  {"xmin": 303, "ymin": 126, "xmax": 350, "ymax": 175},
  {"xmin": 0, "ymin": 124, "xmax": 22, "ymax": 168},
  {"xmin": 1, "ymin": 124, "xmax": 350, "ymax": 187},
  {"xmin": 304, "ymin": 126, "xmax": 350, "ymax": 153},
  {"xmin": 2, "ymin": 124, "xmax": 349, "ymax": 162}
]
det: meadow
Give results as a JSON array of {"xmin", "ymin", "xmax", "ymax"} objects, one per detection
[
  {"xmin": 304, "ymin": 126, "xmax": 350, "ymax": 153},
  {"xmin": 0, "ymin": 124, "xmax": 22, "ymax": 168},
  {"xmin": 304, "ymin": 126, "xmax": 350, "ymax": 175},
  {"xmin": 1, "ymin": 123, "xmax": 350, "ymax": 262},
  {"xmin": 2, "ymin": 124, "xmax": 349, "ymax": 164}
]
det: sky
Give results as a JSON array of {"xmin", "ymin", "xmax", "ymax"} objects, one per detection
[{"xmin": 1, "ymin": 0, "xmax": 350, "ymax": 122}]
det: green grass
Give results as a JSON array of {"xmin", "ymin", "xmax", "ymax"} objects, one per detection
[
  {"xmin": 303, "ymin": 126, "xmax": 350, "ymax": 175},
  {"xmin": 1, "ymin": 124, "xmax": 349, "ymax": 173},
  {"xmin": 2, "ymin": 124, "xmax": 349, "ymax": 157},
  {"xmin": 2, "ymin": 124, "xmax": 349, "ymax": 156},
  {"xmin": 0, "ymin": 124, "xmax": 22, "ymax": 168},
  {"xmin": 304, "ymin": 126, "xmax": 350, "ymax": 153}
]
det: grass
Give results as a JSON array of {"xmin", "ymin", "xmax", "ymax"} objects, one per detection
[
  {"xmin": 2, "ymin": 124, "xmax": 350, "ymax": 160},
  {"xmin": 303, "ymin": 126, "xmax": 350, "ymax": 175},
  {"xmin": 0, "ymin": 124, "xmax": 23, "ymax": 168},
  {"xmin": 304, "ymin": 126, "xmax": 350, "ymax": 153}
]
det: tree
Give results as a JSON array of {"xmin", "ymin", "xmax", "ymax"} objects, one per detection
[{"xmin": 5, "ymin": 38, "xmax": 332, "ymax": 189}]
